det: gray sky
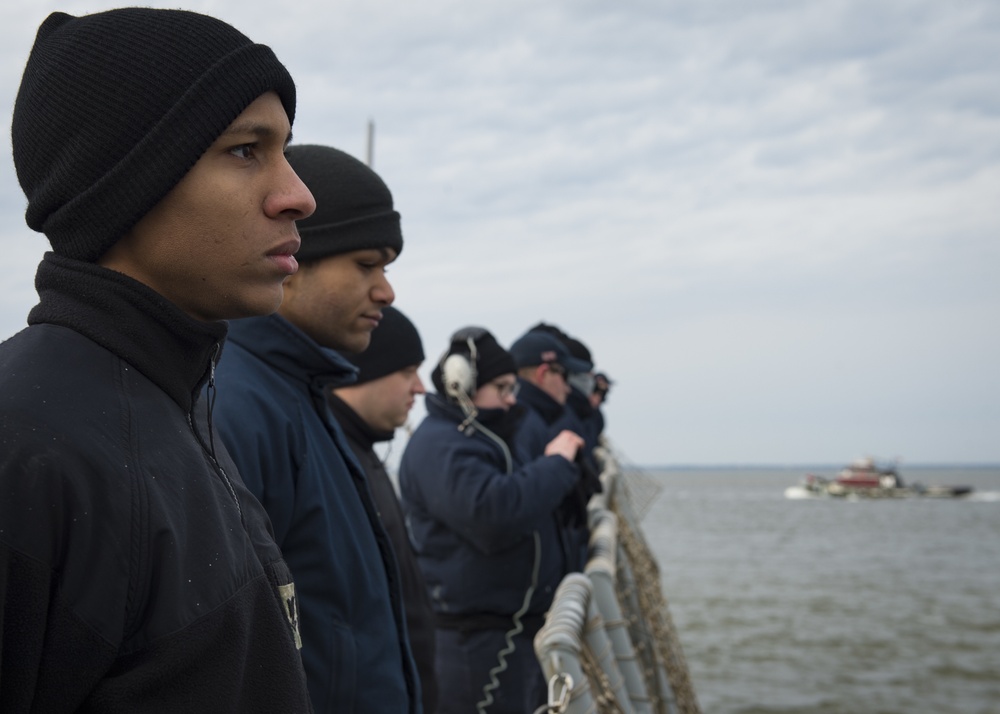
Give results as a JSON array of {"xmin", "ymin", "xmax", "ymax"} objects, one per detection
[{"xmin": 2, "ymin": 1, "xmax": 997, "ymax": 466}]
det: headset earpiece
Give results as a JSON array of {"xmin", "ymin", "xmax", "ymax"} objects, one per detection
[
  {"xmin": 442, "ymin": 353, "xmax": 475, "ymax": 399},
  {"xmin": 437, "ymin": 328, "xmax": 484, "ymax": 417}
]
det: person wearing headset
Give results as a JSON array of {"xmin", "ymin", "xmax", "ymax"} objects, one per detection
[{"xmin": 398, "ymin": 327, "xmax": 584, "ymax": 714}]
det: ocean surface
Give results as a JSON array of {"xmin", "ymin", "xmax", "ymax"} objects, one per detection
[{"xmin": 631, "ymin": 465, "xmax": 1000, "ymax": 714}]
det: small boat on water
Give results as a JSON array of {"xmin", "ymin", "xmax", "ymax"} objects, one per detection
[{"xmin": 789, "ymin": 457, "xmax": 973, "ymax": 499}]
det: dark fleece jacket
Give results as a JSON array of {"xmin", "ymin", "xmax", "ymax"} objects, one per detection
[{"xmin": 0, "ymin": 253, "xmax": 311, "ymax": 713}]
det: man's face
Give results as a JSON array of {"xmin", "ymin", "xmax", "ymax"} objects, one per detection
[
  {"xmin": 473, "ymin": 374, "xmax": 519, "ymax": 411},
  {"xmin": 537, "ymin": 362, "xmax": 571, "ymax": 405},
  {"xmin": 353, "ymin": 365, "xmax": 425, "ymax": 432},
  {"xmin": 98, "ymin": 91, "xmax": 316, "ymax": 321},
  {"xmin": 278, "ymin": 248, "xmax": 396, "ymax": 352}
]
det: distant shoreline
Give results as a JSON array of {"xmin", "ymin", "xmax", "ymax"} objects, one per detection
[{"xmin": 637, "ymin": 463, "xmax": 1000, "ymax": 471}]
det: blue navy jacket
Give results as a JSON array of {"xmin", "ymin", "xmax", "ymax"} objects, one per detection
[
  {"xmin": 211, "ymin": 314, "xmax": 419, "ymax": 714},
  {"xmin": 566, "ymin": 387, "xmax": 604, "ymax": 452},
  {"xmin": 513, "ymin": 379, "xmax": 577, "ymax": 459},
  {"xmin": 512, "ymin": 380, "xmax": 600, "ymax": 572},
  {"xmin": 398, "ymin": 394, "xmax": 579, "ymax": 620}
]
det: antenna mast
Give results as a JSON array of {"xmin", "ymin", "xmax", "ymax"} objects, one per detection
[{"xmin": 366, "ymin": 119, "xmax": 375, "ymax": 167}]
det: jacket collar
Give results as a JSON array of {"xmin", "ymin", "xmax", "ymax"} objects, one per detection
[
  {"xmin": 28, "ymin": 252, "xmax": 227, "ymax": 413},
  {"xmin": 514, "ymin": 378, "xmax": 565, "ymax": 425},
  {"xmin": 424, "ymin": 391, "xmax": 465, "ymax": 423},
  {"xmin": 328, "ymin": 392, "xmax": 394, "ymax": 448},
  {"xmin": 225, "ymin": 313, "xmax": 359, "ymax": 389}
]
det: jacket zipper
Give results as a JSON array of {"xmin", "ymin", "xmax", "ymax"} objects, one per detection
[{"xmin": 189, "ymin": 343, "xmax": 243, "ymax": 519}]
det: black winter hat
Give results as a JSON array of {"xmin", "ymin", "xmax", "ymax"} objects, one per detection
[
  {"xmin": 431, "ymin": 327, "xmax": 516, "ymax": 396},
  {"xmin": 471, "ymin": 333, "xmax": 518, "ymax": 389},
  {"xmin": 562, "ymin": 337, "xmax": 595, "ymax": 372},
  {"xmin": 12, "ymin": 9, "xmax": 296, "ymax": 263},
  {"xmin": 285, "ymin": 145, "xmax": 403, "ymax": 263},
  {"xmin": 341, "ymin": 307, "xmax": 424, "ymax": 385}
]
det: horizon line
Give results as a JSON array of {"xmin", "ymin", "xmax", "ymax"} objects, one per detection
[{"xmin": 631, "ymin": 462, "xmax": 1000, "ymax": 470}]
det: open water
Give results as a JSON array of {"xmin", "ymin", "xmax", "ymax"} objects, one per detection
[{"xmin": 637, "ymin": 465, "xmax": 1000, "ymax": 714}]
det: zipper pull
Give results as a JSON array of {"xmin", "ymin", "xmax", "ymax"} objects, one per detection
[
  {"xmin": 205, "ymin": 341, "xmax": 222, "ymax": 460},
  {"xmin": 208, "ymin": 342, "xmax": 221, "ymax": 390}
]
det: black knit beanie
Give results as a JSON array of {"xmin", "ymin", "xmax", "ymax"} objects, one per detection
[
  {"xmin": 474, "ymin": 334, "xmax": 518, "ymax": 388},
  {"xmin": 285, "ymin": 145, "xmax": 403, "ymax": 263},
  {"xmin": 12, "ymin": 8, "xmax": 296, "ymax": 262},
  {"xmin": 431, "ymin": 328, "xmax": 517, "ymax": 395},
  {"xmin": 341, "ymin": 307, "xmax": 424, "ymax": 385},
  {"xmin": 563, "ymin": 337, "xmax": 595, "ymax": 371}
]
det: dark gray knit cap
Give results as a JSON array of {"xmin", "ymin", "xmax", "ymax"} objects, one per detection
[
  {"xmin": 285, "ymin": 144, "xmax": 403, "ymax": 262},
  {"xmin": 341, "ymin": 306, "xmax": 424, "ymax": 385},
  {"xmin": 12, "ymin": 8, "xmax": 297, "ymax": 262}
]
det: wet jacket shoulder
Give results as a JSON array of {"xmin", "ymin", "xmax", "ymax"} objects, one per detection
[
  {"xmin": 398, "ymin": 393, "xmax": 579, "ymax": 617},
  {"xmin": 0, "ymin": 255, "xmax": 310, "ymax": 713},
  {"xmin": 211, "ymin": 314, "xmax": 419, "ymax": 714}
]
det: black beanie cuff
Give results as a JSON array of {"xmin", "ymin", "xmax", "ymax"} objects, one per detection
[
  {"xmin": 295, "ymin": 210, "xmax": 403, "ymax": 263},
  {"xmin": 36, "ymin": 43, "xmax": 295, "ymax": 262}
]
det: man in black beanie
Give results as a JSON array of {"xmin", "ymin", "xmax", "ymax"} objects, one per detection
[
  {"xmin": 398, "ymin": 328, "xmax": 585, "ymax": 714},
  {"xmin": 211, "ymin": 144, "xmax": 420, "ymax": 713},
  {"xmin": 0, "ymin": 8, "xmax": 315, "ymax": 712},
  {"xmin": 328, "ymin": 306, "xmax": 438, "ymax": 714}
]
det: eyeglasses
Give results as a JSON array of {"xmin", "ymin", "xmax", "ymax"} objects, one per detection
[
  {"xmin": 545, "ymin": 362, "xmax": 567, "ymax": 379},
  {"xmin": 491, "ymin": 380, "xmax": 520, "ymax": 399}
]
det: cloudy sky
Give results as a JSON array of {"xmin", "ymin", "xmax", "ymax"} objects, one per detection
[{"xmin": 1, "ymin": 1, "xmax": 997, "ymax": 466}]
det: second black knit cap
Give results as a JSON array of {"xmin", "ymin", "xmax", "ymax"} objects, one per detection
[
  {"xmin": 285, "ymin": 145, "xmax": 403, "ymax": 262},
  {"xmin": 342, "ymin": 307, "xmax": 425, "ymax": 385},
  {"xmin": 12, "ymin": 8, "xmax": 297, "ymax": 262}
]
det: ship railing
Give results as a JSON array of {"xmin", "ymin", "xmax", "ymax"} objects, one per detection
[{"xmin": 534, "ymin": 444, "xmax": 700, "ymax": 714}]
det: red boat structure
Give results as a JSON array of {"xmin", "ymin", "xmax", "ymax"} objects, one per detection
[{"xmin": 791, "ymin": 457, "xmax": 973, "ymax": 499}]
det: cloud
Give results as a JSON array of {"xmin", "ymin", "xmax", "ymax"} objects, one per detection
[{"xmin": 1, "ymin": 0, "xmax": 997, "ymax": 463}]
